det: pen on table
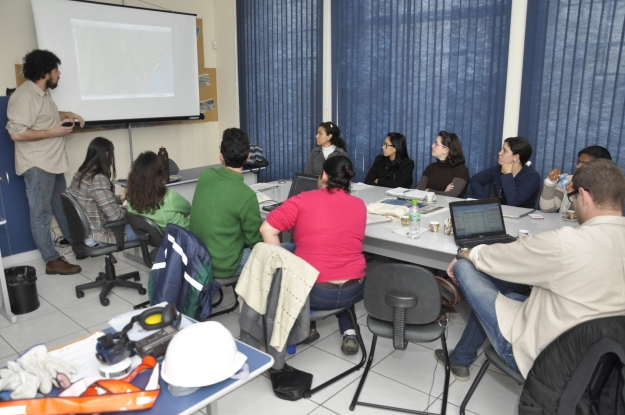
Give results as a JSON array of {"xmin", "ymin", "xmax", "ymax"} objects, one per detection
[
  {"xmin": 402, "ymin": 189, "xmax": 410, "ymax": 193},
  {"xmin": 518, "ymin": 209, "xmax": 536, "ymax": 218}
]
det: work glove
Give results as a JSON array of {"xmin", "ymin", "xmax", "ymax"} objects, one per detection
[
  {"xmin": 0, "ymin": 345, "xmax": 77, "ymax": 399},
  {"xmin": 0, "ymin": 360, "xmax": 40, "ymax": 399}
]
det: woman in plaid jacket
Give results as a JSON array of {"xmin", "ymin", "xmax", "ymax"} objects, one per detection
[{"xmin": 67, "ymin": 137, "xmax": 137, "ymax": 247}]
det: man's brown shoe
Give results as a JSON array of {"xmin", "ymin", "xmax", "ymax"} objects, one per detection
[{"xmin": 46, "ymin": 256, "xmax": 82, "ymax": 275}]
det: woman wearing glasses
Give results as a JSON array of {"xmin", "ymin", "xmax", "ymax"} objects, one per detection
[
  {"xmin": 364, "ymin": 132, "xmax": 414, "ymax": 188},
  {"xmin": 467, "ymin": 137, "xmax": 541, "ymax": 208},
  {"xmin": 416, "ymin": 131, "xmax": 470, "ymax": 197}
]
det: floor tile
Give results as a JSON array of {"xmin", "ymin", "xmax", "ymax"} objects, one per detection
[
  {"xmin": 323, "ymin": 371, "xmax": 434, "ymax": 415},
  {"xmin": 0, "ymin": 336, "xmax": 16, "ymax": 359},
  {"xmin": 0, "ymin": 311, "xmax": 83, "ymax": 352},
  {"xmin": 371, "ymin": 343, "xmax": 454, "ymax": 398},
  {"xmin": 446, "ymin": 368, "xmax": 523, "ymax": 415},
  {"xmin": 428, "ymin": 398, "xmax": 479, "ymax": 415},
  {"xmin": 85, "ymin": 321, "xmax": 111, "ymax": 333},
  {"xmin": 215, "ymin": 375, "xmax": 319, "ymax": 415},
  {"xmin": 61, "ymin": 294, "xmax": 134, "ymax": 328},
  {"xmin": 14, "ymin": 297, "xmax": 58, "ymax": 324},
  {"xmin": 285, "ymin": 346, "xmax": 363, "ymax": 404},
  {"xmin": 0, "ymin": 354, "xmax": 19, "ymax": 367},
  {"xmin": 111, "ymin": 277, "xmax": 150, "ymax": 307},
  {"xmin": 308, "ymin": 406, "xmax": 339, "ymax": 415},
  {"xmin": 38, "ymin": 273, "xmax": 102, "ymax": 309}
]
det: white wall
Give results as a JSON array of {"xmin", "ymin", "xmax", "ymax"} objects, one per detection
[{"xmin": 0, "ymin": 0, "xmax": 239, "ymax": 182}]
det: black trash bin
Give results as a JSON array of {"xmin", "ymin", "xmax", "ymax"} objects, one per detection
[{"xmin": 4, "ymin": 266, "xmax": 40, "ymax": 315}]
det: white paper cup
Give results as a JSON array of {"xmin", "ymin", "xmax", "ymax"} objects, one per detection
[
  {"xmin": 429, "ymin": 221, "xmax": 440, "ymax": 232},
  {"xmin": 424, "ymin": 193, "xmax": 436, "ymax": 203},
  {"xmin": 401, "ymin": 215, "xmax": 409, "ymax": 227}
]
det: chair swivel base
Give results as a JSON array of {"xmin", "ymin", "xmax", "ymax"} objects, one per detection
[
  {"xmin": 209, "ymin": 278, "xmax": 240, "ymax": 318},
  {"xmin": 75, "ymin": 255, "xmax": 146, "ymax": 306}
]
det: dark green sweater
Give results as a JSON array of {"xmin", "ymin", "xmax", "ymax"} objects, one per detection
[{"xmin": 190, "ymin": 167, "xmax": 262, "ymax": 278}]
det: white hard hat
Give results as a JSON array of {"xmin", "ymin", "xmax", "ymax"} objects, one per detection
[{"xmin": 161, "ymin": 321, "xmax": 247, "ymax": 388}]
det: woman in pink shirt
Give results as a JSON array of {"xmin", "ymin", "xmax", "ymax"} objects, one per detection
[{"xmin": 260, "ymin": 155, "xmax": 367, "ymax": 355}]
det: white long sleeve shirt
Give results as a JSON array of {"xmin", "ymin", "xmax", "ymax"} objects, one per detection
[{"xmin": 469, "ymin": 215, "xmax": 625, "ymax": 377}]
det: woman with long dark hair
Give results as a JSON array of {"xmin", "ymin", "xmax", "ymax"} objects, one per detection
[
  {"xmin": 304, "ymin": 121, "xmax": 348, "ymax": 176},
  {"xmin": 126, "ymin": 151, "xmax": 191, "ymax": 230},
  {"xmin": 416, "ymin": 130, "xmax": 470, "ymax": 197},
  {"xmin": 468, "ymin": 137, "xmax": 541, "ymax": 208},
  {"xmin": 261, "ymin": 155, "xmax": 366, "ymax": 356},
  {"xmin": 67, "ymin": 137, "xmax": 136, "ymax": 247},
  {"xmin": 365, "ymin": 132, "xmax": 414, "ymax": 188}
]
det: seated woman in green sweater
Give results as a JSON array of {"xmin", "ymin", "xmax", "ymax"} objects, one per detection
[
  {"xmin": 416, "ymin": 130, "xmax": 470, "ymax": 198},
  {"xmin": 125, "ymin": 151, "xmax": 191, "ymax": 230}
]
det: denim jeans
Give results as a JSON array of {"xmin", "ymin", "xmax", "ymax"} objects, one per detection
[
  {"xmin": 84, "ymin": 224, "xmax": 137, "ymax": 247},
  {"xmin": 230, "ymin": 247, "xmax": 252, "ymax": 277},
  {"xmin": 281, "ymin": 242, "xmax": 296, "ymax": 253},
  {"xmin": 309, "ymin": 278, "xmax": 365, "ymax": 333},
  {"xmin": 22, "ymin": 167, "xmax": 73, "ymax": 263},
  {"xmin": 451, "ymin": 259, "xmax": 528, "ymax": 371}
]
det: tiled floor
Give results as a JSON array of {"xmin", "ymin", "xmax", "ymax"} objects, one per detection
[{"xmin": 1, "ymin": 252, "xmax": 523, "ymax": 415}]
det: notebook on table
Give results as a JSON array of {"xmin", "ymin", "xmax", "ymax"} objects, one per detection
[
  {"xmin": 261, "ymin": 173, "xmax": 319, "ymax": 212},
  {"xmin": 449, "ymin": 199, "xmax": 517, "ymax": 249}
]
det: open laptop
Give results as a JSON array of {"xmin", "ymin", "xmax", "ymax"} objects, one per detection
[
  {"xmin": 261, "ymin": 173, "xmax": 319, "ymax": 212},
  {"xmin": 449, "ymin": 199, "xmax": 518, "ymax": 249}
]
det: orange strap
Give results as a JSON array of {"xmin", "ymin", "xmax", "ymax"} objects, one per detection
[{"xmin": 0, "ymin": 356, "xmax": 160, "ymax": 415}]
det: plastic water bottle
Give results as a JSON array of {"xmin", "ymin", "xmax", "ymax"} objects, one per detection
[
  {"xmin": 556, "ymin": 174, "xmax": 570, "ymax": 190},
  {"xmin": 408, "ymin": 199, "xmax": 420, "ymax": 239}
]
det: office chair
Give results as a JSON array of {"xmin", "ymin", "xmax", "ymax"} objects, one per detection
[
  {"xmin": 302, "ymin": 304, "xmax": 367, "ymax": 398},
  {"xmin": 61, "ymin": 193, "xmax": 146, "ymax": 306},
  {"xmin": 460, "ymin": 346, "xmax": 524, "ymax": 415},
  {"xmin": 125, "ymin": 212, "xmax": 164, "ymax": 309},
  {"xmin": 208, "ymin": 276, "xmax": 240, "ymax": 318},
  {"xmin": 350, "ymin": 263, "xmax": 450, "ymax": 414},
  {"xmin": 519, "ymin": 316, "xmax": 625, "ymax": 415}
]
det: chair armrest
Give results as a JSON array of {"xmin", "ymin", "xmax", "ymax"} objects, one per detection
[
  {"xmin": 103, "ymin": 219, "xmax": 128, "ymax": 250},
  {"xmin": 385, "ymin": 293, "xmax": 417, "ymax": 309}
]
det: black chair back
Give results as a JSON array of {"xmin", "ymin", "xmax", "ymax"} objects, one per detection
[
  {"xmin": 125, "ymin": 212, "xmax": 164, "ymax": 267},
  {"xmin": 364, "ymin": 263, "xmax": 441, "ymax": 325},
  {"xmin": 61, "ymin": 193, "xmax": 91, "ymax": 243}
]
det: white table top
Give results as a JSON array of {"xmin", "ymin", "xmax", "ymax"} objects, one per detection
[{"xmin": 255, "ymin": 182, "xmax": 578, "ymax": 270}]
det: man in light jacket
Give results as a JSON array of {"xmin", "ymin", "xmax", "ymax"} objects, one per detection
[{"xmin": 436, "ymin": 159, "xmax": 625, "ymax": 380}]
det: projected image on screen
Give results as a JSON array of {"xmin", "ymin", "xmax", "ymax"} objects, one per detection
[{"xmin": 71, "ymin": 19, "xmax": 174, "ymax": 100}]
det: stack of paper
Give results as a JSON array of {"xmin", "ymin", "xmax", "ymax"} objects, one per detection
[{"xmin": 386, "ymin": 188, "xmax": 432, "ymax": 200}]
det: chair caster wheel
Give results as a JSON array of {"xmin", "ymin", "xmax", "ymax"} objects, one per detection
[
  {"xmin": 133, "ymin": 275, "xmax": 140, "ymax": 282},
  {"xmin": 76, "ymin": 290, "xmax": 84, "ymax": 299},
  {"xmin": 138, "ymin": 288, "xmax": 147, "ymax": 295},
  {"xmin": 95, "ymin": 276, "xmax": 102, "ymax": 282},
  {"xmin": 100, "ymin": 297, "xmax": 110, "ymax": 306}
]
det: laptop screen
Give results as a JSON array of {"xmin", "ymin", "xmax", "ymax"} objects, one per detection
[
  {"xmin": 451, "ymin": 200, "xmax": 506, "ymax": 238},
  {"xmin": 288, "ymin": 173, "xmax": 319, "ymax": 199}
]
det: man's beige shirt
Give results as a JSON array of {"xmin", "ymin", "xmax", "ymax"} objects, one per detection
[
  {"xmin": 6, "ymin": 80, "xmax": 69, "ymax": 175},
  {"xmin": 469, "ymin": 215, "xmax": 625, "ymax": 377}
]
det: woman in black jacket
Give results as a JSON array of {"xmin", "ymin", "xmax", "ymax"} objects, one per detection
[{"xmin": 364, "ymin": 132, "xmax": 414, "ymax": 188}]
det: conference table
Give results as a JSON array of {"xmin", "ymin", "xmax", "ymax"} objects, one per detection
[{"xmin": 255, "ymin": 181, "xmax": 578, "ymax": 270}]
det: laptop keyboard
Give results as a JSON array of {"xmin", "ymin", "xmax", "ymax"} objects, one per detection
[{"xmin": 460, "ymin": 235, "xmax": 517, "ymax": 249}]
